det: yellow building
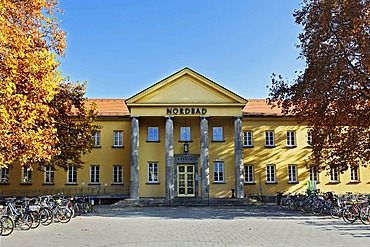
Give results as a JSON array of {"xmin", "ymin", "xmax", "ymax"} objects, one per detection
[{"xmin": 1, "ymin": 68, "xmax": 370, "ymax": 200}]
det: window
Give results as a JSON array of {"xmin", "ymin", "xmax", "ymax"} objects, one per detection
[
  {"xmin": 90, "ymin": 165, "xmax": 100, "ymax": 184},
  {"xmin": 288, "ymin": 165, "xmax": 297, "ymax": 183},
  {"xmin": 266, "ymin": 165, "xmax": 276, "ymax": 183},
  {"xmin": 350, "ymin": 166, "xmax": 359, "ymax": 182},
  {"xmin": 286, "ymin": 131, "xmax": 296, "ymax": 147},
  {"xmin": 22, "ymin": 166, "xmax": 32, "ymax": 184},
  {"xmin": 0, "ymin": 167, "xmax": 9, "ymax": 183},
  {"xmin": 113, "ymin": 131, "xmax": 123, "ymax": 147},
  {"xmin": 213, "ymin": 162, "xmax": 224, "ymax": 183},
  {"xmin": 307, "ymin": 132, "xmax": 313, "ymax": 146},
  {"xmin": 265, "ymin": 131, "xmax": 275, "ymax": 147},
  {"xmin": 148, "ymin": 127, "xmax": 159, "ymax": 142},
  {"xmin": 92, "ymin": 131, "xmax": 101, "ymax": 147},
  {"xmin": 243, "ymin": 131, "xmax": 253, "ymax": 147},
  {"xmin": 244, "ymin": 165, "xmax": 254, "ymax": 183},
  {"xmin": 330, "ymin": 167, "xmax": 339, "ymax": 183},
  {"xmin": 67, "ymin": 166, "xmax": 77, "ymax": 184},
  {"xmin": 44, "ymin": 166, "xmax": 54, "ymax": 184},
  {"xmin": 180, "ymin": 127, "xmax": 191, "ymax": 141},
  {"xmin": 113, "ymin": 165, "xmax": 123, "ymax": 184},
  {"xmin": 148, "ymin": 162, "xmax": 158, "ymax": 183},
  {"xmin": 212, "ymin": 127, "xmax": 223, "ymax": 141},
  {"xmin": 309, "ymin": 168, "xmax": 319, "ymax": 182}
]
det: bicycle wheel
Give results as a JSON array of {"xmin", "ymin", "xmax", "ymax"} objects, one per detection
[
  {"xmin": 342, "ymin": 207, "xmax": 357, "ymax": 224},
  {"xmin": 330, "ymin": 206, "xmax": 342, "ymax": 219},
  {"xmin": 18, "ymin": 212, "xmax": 33, "ymax": 230},
  {"xmin": 360, "ymin": 207, "xmax": 370, "ymax": 225},
  {"xmin": 1, "ymin": 215, "xmax": 14, "ymax": 236},
  {"xmin": 56, "ymin": 207, "xmax": 72, "ymax": 223},
  {"xmin": 30, "ymin": 211, "xmax": 40, "ymax": 229},
  {"xmin": 40, "ymin": 208, "xmax": 52, "ymax": 226}
]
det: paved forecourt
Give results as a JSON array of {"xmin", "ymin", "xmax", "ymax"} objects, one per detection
[{"xmin": 1, "ymin": 205, "xmax": 370, "ymax": 247}]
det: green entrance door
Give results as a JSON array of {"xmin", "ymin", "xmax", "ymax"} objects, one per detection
[{"xmin": 177, "ymin": 164, "xmax": 195, "ymax": 197}]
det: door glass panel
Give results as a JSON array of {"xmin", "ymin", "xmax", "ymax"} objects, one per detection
[{"xmin": 177, "ymin": 164, "xmax": 195, "ymax": 197}]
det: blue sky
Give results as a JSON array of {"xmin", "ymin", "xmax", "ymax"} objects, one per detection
[{"xmin": 57, "ymin": 0, "xmax": 306, "ymax": 99}]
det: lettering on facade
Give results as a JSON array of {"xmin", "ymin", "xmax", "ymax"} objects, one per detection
[
  {"xmin": 167, "ymin": 107, "xmax": 207, "ymax": 115},
  {"xmin": 175, "ymin": 154, "xmax": 199, "ymax": 163}
]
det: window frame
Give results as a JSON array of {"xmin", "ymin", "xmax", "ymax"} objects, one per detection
[
  {"xmin": 90, "ymin": 165, "xmax": 100, "ymax": 184},
  {"xmin": 265, "ymin": 131, "xmax": 275, "ymax": 147},
  {"xmin": 21, "ymin": 166, "xmax": 32, "ymax": 184},
  {"xmin": 266, "ymin": 165, "xmax": 276, "ymax": 183},
  {"xmin": 213, "ymin": 161, "xmax": 224, "ymax": 183},
  {"xmin": 0, "ymin": 167, "xmax": 9, "ymax": 184},
  {"xmin": 330, "ymin": 167, "xmax": 339, "ymax": 183},
  {"xmin": 67, "ymin": 165, "xmax": 77, "ymax": 184},
  {"xmin": 113, "ymin": 130, "xmax": 123, "ymax": 147},
  {"xmin": 148, "ymin": 127, "xmax": 159, "ymax": 142},
  {"xmin": 350, "ymin": 166, "xmax": 360, "ymax": 182},
  {"xmin": 307, "ymin": 132, "xmax": 313, "ymax": 146},
  {"xmin": 243, "ymin": 131, "xmax": 253, "ymax": 147},
  {"xmin": 44, "ymin": 166, "xmax": 55, "ymax": 184},
  {"xmin": 309, "ymin": 168, "xmax": 319, "ymax": 183},
  {"xmin": 288, "ymin": 165, "xmax": 298, "ymax": 183},
  {"xmin": 212, "ymin": 127, "xmax": 223, "ymax": 141},
  {"xmin": 244, "ymin": 165, "xmax": 254, "ymax": 184},
  {"xmin": 92, "ymin": 131, "xmax": 101, "ymax": 147},
  {"xmin": 180, "ymin": 127, "xmax": 191, "ymax": 142},
  {"xmin": 112, "ymin": 165, "xmax": 123, "ymax": 184},
  {"xmin": 286, "ymin": 131, "xmax": 296, "ymax": 147},
  {"xmin": 148, "ymin": 162, "xmax": 158, "ymax": 183}
]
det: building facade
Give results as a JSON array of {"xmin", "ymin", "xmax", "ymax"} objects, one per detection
[{"xmin": 1, "ymin": 68, "xmax": 370, "ymax": 199}]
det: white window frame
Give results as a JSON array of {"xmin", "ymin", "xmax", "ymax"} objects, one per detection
[
  {"xmin": 244, "ymin": 165, "xmax": 254, "ymax": 183},
  {"xmin": 309, "ymin": 168, "xmax": 319, "ymax": 183},
  {"xmin": 266, "ymin": 165, "xmax": 276, "ymax": 183},
  {"xmin": 0, "ymin": 167, "xmax": 9, "ymax": 183},
  {"xmin": 243, "ymin": 131, "xmax": 253, "ymax": 147},
  {"xmin": 265, "ymin": 131, "xmax": 275, "ymax": 147},
  {"xmin": 113, "ymin": 165, "xmax": 123, "ymax": 184},
  {"xmin": 148, "ymin": 127, "xmax": 159, "ymax": 142},
  {"xmin": 44, "ymin": 166, "xmax": 54, "ymax": 184},
  {"xmin": 350, "ymin": 166, "xmax": 359, "ymax": 182},
  {"xmin": 212, "ymin": 127, "xmax": 223, "ymax": 141},
  {"xmin": 90, "ymin": 165, "xmax": 100, "ymax": 184},
  {"xmin": 180, "ymin": 127, "xmax": 191, "ymax": 141},
  {"xmin": 113, "ymin": 131, "xmax": 123, "ymax": 147},
  {"xmin": 92, "ymin": 131, "xmax": 101, "ymax": 147},
  {"xmin": 22, "ymin": 166, "xmax": 32, "ymax": 184},
  {"xmin": 67, "ymin": 165, "xmax": 77, "ymax": 184},
  {"xmin": 286, "ymin": 131, "xmax": 296, "ymax": 147},
  {"xmin": 307, "ymin": 132, "xmax": 313, "ymax": 146},
  {"xmin": 330, "ymin": 167, "xmax": 339, "ymax": 183},
  {"xmin": 213, "ymin": 162, "xmax": 224, "ymax": 183},
  {"xmin": 288, "ymin": 165, "xmax": 297, "ymax": 183},
  {"xmin": 148, "ymin": 162, "xmax": 158, "ymax": 183}
]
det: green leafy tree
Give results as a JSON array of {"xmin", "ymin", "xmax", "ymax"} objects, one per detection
[{"xmin": 268, "ymin": 0, "xmax": 370, "ymax": 173}]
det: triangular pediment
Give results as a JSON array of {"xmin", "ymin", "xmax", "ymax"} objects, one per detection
[{"xmin": 126, "ymin": 68, "xmax": 247, "ymax": 106}]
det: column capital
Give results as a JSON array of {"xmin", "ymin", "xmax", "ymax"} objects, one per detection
[
  {"xmin": 130, "ymin": 116, "xmax": 140, "ymax": 119},
  {"xmin": 164, "ymin": 116, "xmax": 174, "ymax": 119},
  {"xmin": 199, "ymin": 116, "xmax": 209, "ymax": 120},
  {"xmin": 234, "ymin": 116, "xmax": 243, "ymax": 120}
]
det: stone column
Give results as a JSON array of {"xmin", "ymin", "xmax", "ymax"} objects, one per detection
[
  {"xmin": 130, "ymin": 117, "xmax": 139, "ymax": 199},
  {"xmin": 200, "ymin": 117, "xmax": 209, "ymax": 199},
  {"xmin": 234, "ymin": 116, "xmax": 244, "ymax": 198},
  {"xmin": 165, "ymin": 116, "xmax": 175, "ymax": 200}
]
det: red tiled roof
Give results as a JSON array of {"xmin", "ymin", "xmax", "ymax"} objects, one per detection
[
  {"xmin": 86, "ymin": 99, "xmax": 130, "ymax": 117},
  {"xmin": 243, "ymin": 99, "xmax": 286, "ymax": 117}
]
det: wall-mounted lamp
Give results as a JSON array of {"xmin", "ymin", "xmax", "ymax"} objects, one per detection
[{"xmin": 184, "ymin": 142, "xmax": 189, "ymax": 154}]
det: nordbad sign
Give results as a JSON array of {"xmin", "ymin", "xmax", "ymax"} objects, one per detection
[{"xmin": 167, "ymin": 107, "xmax": 207, "ymax": 115}]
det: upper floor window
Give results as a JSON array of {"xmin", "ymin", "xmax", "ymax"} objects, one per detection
[
  {"xmin": 22, "ymin": 166, "xmax": 32, "ymax": 184},
  {"xmin": 212, "ymin": 127, "xmax": 223, "ymax": 141},
  {"xmin": 244, "ymin": 165, "xmax": 254, "ymax": 183},
  {"xmin": 44, "ymin": 166, "xmax": 54, "ymax": 184},
  {"xmin": 265, "ymin": 131, "xmax": 275, "ymax": 147},
  {"xmin": 286, "ymin": 131, "xmax": 296, "ymax": 147},
  {"xmin": 113, "ymin": 131, "xmax": 123, "ymax": 147},
  {"xmin": 148, "ymin": 162, "xmax": 158, "ymax": 183},
  {"xmin": 180, "ymin": 127, "xmax": 191, "ymax": 141},
  {"xmin": 92, "ymin": 131, "xmax": 101, "ymax": 147},
  {"xmin": 67, "ymin": 165, "xmax": 77, "ymax": 184},
  {"xmin": 213, "ymin": 161, "xmax": 224, "ymax": 183},
  {"xmin": 243, "ymin": 131, "xmax": 253, "ymax": 147},
  {"xmin": 0, "ymin": 167, "xmax": 9, "ymax": 184},
  {"xmin": 148, "ymin": 127, "xmax": 159, "ymax": 142},
  {"xmin": 307, "ymin": 132, "xmax": 313, "ymax": 146},
  {"xmin": 113, "ymin": 165, "xmax": 123, "ymax": 184}
]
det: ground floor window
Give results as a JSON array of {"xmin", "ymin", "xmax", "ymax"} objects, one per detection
[
  {"xmin": 350, "ymin": 166, "xmax": 359, "ymax": 182},
  {"xmin": 213, "ymin": 161, "xmax": 224, "ymax": 183},
  {"xmin": 67, "ymin": 166, "xmax": 77, "ymax": 184},
  {"xmin": 0, "ymin": 167, "xmax": 9, "ymax": 183},
  {"xmin": 44, "ymin": 166, "xmax": 54, "ymax": 184},
  {"xmin": 330, "ymin": 167, "xmax": 339, "ymax": 183},
  {"xmin": 22, "ymin": 166, "xmax": 32, "ymax": 184},
  {"xmin": 113, "ymin": 165, "xmax": 123, "ymax": 184},
  {"xmin": 244, "ymin": 165, "xmax": 254, "ymax": 183},
  {"xmin": 288, "ymin": 165, "xmax": 297, "ymax": 183},
  {"xmin": 148, "ymin": 162, "xmax": 158, "ymax": 183},
  {"xmin": 266, "ymin": 165, "xmax": 276, "ymax": 183},
  {"xmin": 309, "ymin": 167, "xmax": 319, "ymax": 183},
  {"xmin": 90, "ymin": 165, "xmax": 100, "ymax": 184}
]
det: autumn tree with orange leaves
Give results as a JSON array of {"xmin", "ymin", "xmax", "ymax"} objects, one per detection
[
  {"xmin": 268, "ymin": 0, "xmax": 370, "ymax": 173},
  {"xmin": 0, "ymin": 0, "xmax": 98, "ymax": 169}
]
